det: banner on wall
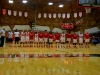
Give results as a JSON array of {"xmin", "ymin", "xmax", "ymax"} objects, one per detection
[
  {"xmin": 2, "ymin": 9, "xmax": 6, "ymax": 15},
  {"xmin": 67, "ymin": 13, "xmax": 70, "ymax": 18},
  {"xmin": 62, "ymin": 13, "xmax": 66, "ymax": 18},
  {"xmin": 13, "ymin": 11, "xmax": 17, "ymax": 16},
  {"xmin": 24, "ymin": 12, "xmax": 28, "ymax": 17},
  {"xmin": 19, "ymin": 11, "xmax": 22, "ymax": 17},
  {"xmin": 74, "ymin": 13, "xmax": 77, "ymax": 18},
  {"xmin": 8, "ymin": 10, "xmax": 11, "ymax": 16},
  {"xmin": 53, "ymin": 13, "xmax": 56, "ymax": 18},
  {"xmin": 79, "ymin": 12, "xmax": 82, "ymax": 17},
  {"xmin": 58, "ymin": 13, "xmax": 61, "ymax": 18},
  {"xmin": 38, "ymin": 13, "xmax": 41, "ymax": 18},
  {"xmin": 44, "ymin": 13, "xmax": 47, "ymax": 18},
  {"xmin": 48, "ymin": 13, "xmax": 52, "ymax": 18},
  {"xmin": 61, "ymin": 23, "xmax": 74, "ymax": 29}
]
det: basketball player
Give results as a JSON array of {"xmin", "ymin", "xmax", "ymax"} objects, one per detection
[
  {"xmin": 7, "ymin": 30, "xmax": 13, "ymax": 47},
  {"xmin": 48, "ymin": 32, "xmax": 53, "ymax": 48},
  {"xmin": 25, "ymin": 30, "xmax": 30, "ymax": 47},
  {"xmin": 29, "ymin": 30, "xmax": 34, "ymax": 47},
  {"xmin": 72, "ymin": 32, "xmax": 78, "ymax": 48},
  {"xmin": 84, "ymin": 32, "xmax": 90, "ymax": 48},
  {"xmin": 20, "ymin": 30, "xmax": 25, "ymax": 47},
  {"xmin": 38, "ymin": 31, "xmax": 43, "ymax": 47},
  {"xmin": 14, "ymin": 29, "xmax": 20, "ymax": 47},
  {"xmin": 66, "ymin": 32, "xmax": 72, "ymax": 48},
  {"xmin": 60, "ymin": 32, "xmax": 66, "ymax": 48},
  {"xmin": 78, "ymin": 32, "xmax": 84, "ymax": 48},
  {"xmin": 43, "ymin": 30, "xmax": 49, "ymax": 48},
  {"xmin": 34, "ymin": 31, "xmax": 39, "ymax": 47},
  {"xmin": 55, "ymin": 31, "xmax": 60, "ymax": 48}
]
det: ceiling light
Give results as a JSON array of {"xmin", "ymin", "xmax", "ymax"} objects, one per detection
[
  {"xmin": 22, "ymin": 0, "xmax": 27, "ymax": 3},
  {"xmin": 9, "ymin": 0, "xmax": 13, "ymax": 3},
  {"xmin": 59, "ymin": 4, "xmax": 64, "ymax": 7},
  {"xmin": 48, "ymin": 2, "xmax": 53, "ymax": 5}
]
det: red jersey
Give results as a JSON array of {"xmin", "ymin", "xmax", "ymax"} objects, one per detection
[
  {"xmin": 49, "ymin": 34, "xmax": 53, "ymax": 39},
  {"xmin": 85, "ymin": 33, "xmax": 90, "ymax": 39},
  {"xmin": 43, "ymin": 32, "xmax": 48, "ymax": 38},
  {"xmin": 29, "ymin": 32, "xmax": 34, "ymax": 39},
  {"xmin": 55, "ymin": 33, "xmax": 60, "ymax": 40},
  {"xmin": 66, "ymin": 33, "xmax": 71, "ymax": 38},
  {"xmin": 73, "ymin": 33, "xmax": 78, "ymax": 39},
  {"xmin": 38, "ymin": 33, "xmax": 43, "ymax": 38}
]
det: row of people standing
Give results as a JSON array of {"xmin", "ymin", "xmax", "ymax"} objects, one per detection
[{"xmin": 6, "ymin": 29, "xmax": 90, "ymax": 48}]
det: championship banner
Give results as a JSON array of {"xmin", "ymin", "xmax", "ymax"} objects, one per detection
[
  {"xmin": 74, "ymin": 13, "xmax": 77, "ymax": 18},
  {"xmin": 13, "ymin": 11, "xmax": 17, "ymax": 16},
  {"xmin": 19, "ymin": 11, "xmax": 22, "ymax": 17},
  {"xmin": 2, "ymin": 9, "xmax": 6, "ymax": 15},
  {"xmin": 44, "ymin": 13, "xmax": 47, "ymax": 18},
  {"xmin": 58, "ymin": 13, "xmax": 61, "ymax": 18},
  {"xmin": 24, "ymin": 12, "xmax": 28, "ymax": 17},
  {"xmin": 61, "ymin": 23, "xmax": 74, "ymax": 29},
  {"xmin": 53, "ymin": 13, "xmax": 56, "ymax": 18},
  {"xmin": 79, "ymin": 12, "xmax": 82, "ymax": 17},
  {"xmin": 62, "ymin": 13, "xmax": 66, "ymax": 18},
  {"xmin": 38, "ymin": 13, "xmax": 41, "ymax": 18},
  {"xmin": 67, "ymin": 13, "xmax": 70, "ymax": 18},
  {"xmin": 8, "ymin": 10, "xmax": 11, "ymax": 16},
  {"xmin": 48, "ymin": 13, "xmax": 52, "ymax": 18}
]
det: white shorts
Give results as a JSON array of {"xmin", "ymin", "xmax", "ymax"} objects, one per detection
[
  {"xmin": 67, "ymin": 38, "xmax": 71, "ymax": 41},
  {"xmin": 85, "ymin": 39, "xmax": 90, "ymax": 43},
  {"xmin": 61, "ymin": 37, "xmax": 65, "ymax": 42},
  {"xmin": 25, "ymin": 36, "xmax": 29, "ymax": 42},
  {"xmin": 55, "ymin": 40, "xmax": 60, "ymax": 43},
  {"xmin": 79, "ymin": 38, "xmax": 83, "ymax": 43},
  {"xmin": 73, "ymin": 39, "xmax": 77, "ymax": 43},
  {"xmin": 21, "ymin": 36, "xmax": 25, "ymax": 42},
  {"xmin": 39, "ymin": 38, "xmax": 43, "ymax": 42},
  {"xmin": 44, "ymin": 38, "xmax": 48, "ymax": 42},
  {"xmin": 49, "ymin": 39, "xmax": 53, "ymax": 43}
]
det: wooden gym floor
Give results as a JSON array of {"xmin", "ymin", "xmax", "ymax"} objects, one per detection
[{"xmin": 0, "ymin": 43, "xmax": 100, "ymax": 75}]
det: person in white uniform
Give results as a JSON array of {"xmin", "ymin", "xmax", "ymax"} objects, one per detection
[{"xmin": 79, "ymin": 32, "xmax": 84, "ymax": 48}]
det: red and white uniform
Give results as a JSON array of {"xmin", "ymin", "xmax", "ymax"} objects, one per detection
[
  {"xmin": 55, "ymin": 32, "xmax": 60, "ymax": 42},
  {"xmin": 38, "ymin": 32, "xmax": 43, "ymax": 42},
  {"xmin": 79, "ymin": 33, "xmax": 83, "ymax": 43},
  {"xmin": 66, "ymin": 33, "xmax": 71, "ymax": 42},
  {"xmin": 43, "ymin": 32, "xmax": 48, "ymax": 42},
  {"xmin": 61, "ymin": 33, "xmax": 65, "ymax": 42},
  {"xmin": 25, "ymin": 32, "xmax": 29, "ymax": 42},
  {"xmin": 21, "ymin": 32, "xmax": 25, "ymax": 42},
  {"xmin": 29, "ymin": 32, "xmax": 34, "ymax": 41},
  {"xmin": 72, "ymin": 33, "xmax": 78, "ymax": 43},
  {"xmin": 49, "ymin": 34, "xmax": 53, "ymax": 43},
  {"xmin": 84, "ymin": 33, "xmax": 90, "ymax": 42}
]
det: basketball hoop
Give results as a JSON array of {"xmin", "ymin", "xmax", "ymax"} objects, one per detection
[{"xmin": 85, "ymin": 7, "xmax": 91, "ymax": 14}]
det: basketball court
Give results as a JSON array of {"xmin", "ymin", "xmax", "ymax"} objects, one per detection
[{"xmin": 0, "ymin": 0, "xmax": 100, "ymax": 75}]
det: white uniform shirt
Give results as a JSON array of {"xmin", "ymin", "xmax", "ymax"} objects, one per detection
[
  {"xmin": 79, "ymin": 34, "xmax": 83, "ymax": 38},
  {"xmin": 1, "ymin": 29, "xmax": 5, "ymax": 36},
  {"xmin": 8, "ymin": 32, "xmax": 13, "ymax": 38},
  {"xmin": 14, "ymin": 32, "xmax": 20, "ymax": 37}
]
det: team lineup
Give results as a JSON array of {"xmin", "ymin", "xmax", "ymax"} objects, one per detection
[{"xmin": 7, "ymin": 29, "xmax": 90, "ymax": 48}]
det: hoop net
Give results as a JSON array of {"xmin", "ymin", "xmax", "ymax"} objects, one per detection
[{"xmin": 85, "ymin": 7, "xmax": 91, "ymax": 13}]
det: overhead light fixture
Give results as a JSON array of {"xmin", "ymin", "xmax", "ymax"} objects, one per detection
[
  {"xmin": 59, "ymin": 4, "xmax": 64, "ymax": 7},
  {"xmin": 9, "ymin": 0, "xmax": 13, "ymax": 3},
  {"xmin": 22, "ymin": 0, "xmax": 27, "ymax": 3},
  {"xmin": 48, "ymin": 2, "xmax": 53, "ymax": 5}
]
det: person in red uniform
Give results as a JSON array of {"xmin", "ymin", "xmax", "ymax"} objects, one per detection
[
  {"xmin": 48, "ymin": 32, "xmax": 53, "ymax": 48},
  {"xmin": 38, "ymin": 31, "xmax": 43, "ymax": 47},
  {"xmin": 55, "ymin": 31, "xmax": 60, "ymax": 48},
  {"xmin": 84, "ymin": 32, "xmax": 90, "ymax": 48},
  {"xmin": 72, "ymin": 32, "xmax": 78, "ymax": 48},
  {"xmin": 66, "ymin": 32, "xmax": 72, "ymax": 48},
  {"xmin": 43, "ymin": 30, "xmax": 49, "ymax": 47},
  {"xmin": 29, "ymin": 30, "xmax": 34, "ymax": 47}
]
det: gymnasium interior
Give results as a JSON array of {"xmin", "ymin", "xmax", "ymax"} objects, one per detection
[{"xmin": 0, "ymin": 0, "xmax": 100, "ymax": 75}]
